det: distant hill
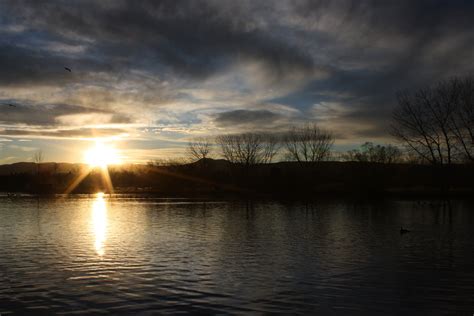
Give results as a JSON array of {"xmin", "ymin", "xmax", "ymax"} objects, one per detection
[
  {"xmin": 0, "ymin": 162, "xmax": 85, "ymax": 175},
  {"xmin": 0, "ymin": 162, "xmax": 144, "ymax": 175},
  {"xmin": 188, "ymin": 158, "xmax": 232, "ymax": 170}
]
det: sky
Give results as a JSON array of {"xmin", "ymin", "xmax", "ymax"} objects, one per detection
[{"xmin": 1, "ymin": 0, "xmax": 474, "ymax": 164}]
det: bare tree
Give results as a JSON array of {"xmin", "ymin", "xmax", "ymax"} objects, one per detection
[
  {"xmin": 383, "ymin": 144, "xmax": 404, "ymax": 163},
  {"xmin": 216, "ymin": 133, "xmax": 261, "ymax": 165},
  {"xmin": 216, "ymin": 132, "xmax": 280, "ymax": 165},
  {"xmin": 187, "ymin": 137, "xmax": 212, "ymax": 161},
  {"xmin": 392, "ymin": 77, "xmax": 474, "ymax": 164},
  {"xmin": 33, "ymin": 150, "xmax": 44, "ymax": 164},
  {"xmin": 392, "ymin": 91, "xmax": 442, "ymax": 164},
  {"xmin": 261, "ymin": 133, "xmax": 280, "ymax": 164},
  {"xmin": 147, "ymin": 158, "xmax": 187, "ymax": 167},
  {"xmin": 216, "ymin": 134, "xmax": 238, "ymax": 163},
  {"xmin": 343, "ymin": 142, "xmax": 402, "ymax": 163},
  {"xmin": 446, "ymin": 77, "xmax": 474, "ymax": 162},
  {"xmin": 33, "ymin": 150, "xmax": 44, "ymax": 174},
  {"xmin": 283, "ymin": 123, "xmax": 334, "ymax": 162}
]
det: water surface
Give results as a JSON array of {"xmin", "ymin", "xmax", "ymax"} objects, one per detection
[{"xmin": 1, "ymin": 195, "xmax": 473, "ymax": 314}]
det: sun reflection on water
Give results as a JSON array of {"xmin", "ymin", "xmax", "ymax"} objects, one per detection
[{"xmin": 92, "ymin": 192, "xmax": 108, "ymax": 256}]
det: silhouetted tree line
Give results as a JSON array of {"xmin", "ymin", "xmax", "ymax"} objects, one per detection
[
  {"xmin": 216, "ymin": 132, "xmax": 280, "ymax": 165},
  {"xmin": 186, "ymin": 125, "xmax": 412, "ymax": 165},
  {"xmin": 186, "ymin": 123, "xmax": 335, "ymax": 165},
  {"xmin": 342, "ymin": 142, "xmax": 403, "ymax": 163},
  {"xmin": 1, "ymin": 156, "xmax": 473, "ymax": 196}
]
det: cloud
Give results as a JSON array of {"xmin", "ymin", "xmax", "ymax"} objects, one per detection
[
  {"xmin": 0, "ymin": 42, "xmax": 109, "ymax": 87},
  {"xmin": 214, "ymin": 109, "xmax": 283, "ymax": 127},
  {"xmin": 0, "ymin": 101, "xmax": 131, "ymax": 126},
  {"xmin": 55, "ymin": 113, "xmax": 131, "ymax": 126},
  {"xmin": 310, "ymin": 102, "xmax": 392, "ymax": 142},
  {"xmin": 0, "ymin": 0, "xmax": 314, "ymax": 84},
  {"xmin": 0, "ymin": 127, "xmax": 129, "ymax": 139},
  {"xmin": 8, "ymin": 144, "xmax": 37, "ymax": 152}
]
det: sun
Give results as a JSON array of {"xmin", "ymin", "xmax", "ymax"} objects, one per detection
[{"xmin": 84, "ymin": 141, "xmax": 122, "ymax": 168}]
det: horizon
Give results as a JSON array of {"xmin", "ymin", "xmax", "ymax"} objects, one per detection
[
  {"xmin": 2, "ymin": 1, "xmax": 474, "ymax": 164},
  {"xmin": 1, "ymin": 2, "xmax": 474, "ymax": 314}
]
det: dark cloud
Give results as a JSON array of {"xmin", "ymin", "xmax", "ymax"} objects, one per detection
[
  {"xmin": 0, "ymin": 101, "xmax": 131, "ymax": 126},
  {"xmin": 0, "ymin": 43, "xmax": 71, "ymax": 86},
  {"xmin": 285, "ymin": 0, "xmax": 474, "ymax": 114},
  {"xmin": 214, "ymin": 110, "xmax": 282, "ymax": 127},
  {"xmin": 0, "ymin": 127, "xmax": 128, "ymax": 138},
  {"xmin": 0, "ymin": 0, "xmax": 314, "ymax": 84},
  {"xmin": 300, "ymin": 1, "xmax": 474, "ymax": 87},
  {"xmin": 0, "ymin": 40, "xmax": 113, "ymax": 87}
]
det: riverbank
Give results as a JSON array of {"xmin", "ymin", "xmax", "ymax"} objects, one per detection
[{"xmin": 1, "ymin": 159, "xmax": 473, "ymax": 197}]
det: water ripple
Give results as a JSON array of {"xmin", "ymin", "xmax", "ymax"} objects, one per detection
[{"xmin": 0, "ymin": 197, "xmax": 473, "ymax": 314}]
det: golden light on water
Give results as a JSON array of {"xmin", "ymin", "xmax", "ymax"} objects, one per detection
[{"xmin": 92, "ymin": 192, "xmax": 108, "ymax": 256}]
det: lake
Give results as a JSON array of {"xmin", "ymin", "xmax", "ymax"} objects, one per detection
[{"xmin": 0, "ymin": 195, "xmax": 473, "ymax": 314}]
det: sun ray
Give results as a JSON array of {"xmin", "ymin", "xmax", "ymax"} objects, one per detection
[
  {"xmin": 99, "ymin": 166, "xmax": 115, "ymax": 195},
  {"xmin": 63, "ymin": 139, "xmax": 122, "ymax": 195},
  {"xmin": 64, "ymin": 166, "xmax": 93, "ymax": 195}
]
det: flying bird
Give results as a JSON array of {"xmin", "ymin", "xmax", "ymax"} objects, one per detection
[
  {"xmin": 64, "ymin": 67, "xmax": 72, "ymax": 72},
  {"xmin": 4, "ymin": 103, "xmax": 16, "ymax": 107}
]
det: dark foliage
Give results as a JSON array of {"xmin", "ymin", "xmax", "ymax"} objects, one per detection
[{"xmin": 1, "ymin": 160, "xmax": 473, "ymax": 197}]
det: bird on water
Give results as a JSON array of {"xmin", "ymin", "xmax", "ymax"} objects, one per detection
[{"xmin": 400, "ymin": 227, "xmax": 410, "ymax": 234}]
